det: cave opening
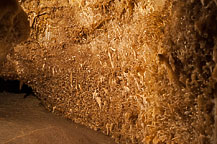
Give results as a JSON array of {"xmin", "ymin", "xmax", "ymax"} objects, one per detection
[{"xmin": 0, "ymin": 77, "xmax": 33, "ymax": 97}]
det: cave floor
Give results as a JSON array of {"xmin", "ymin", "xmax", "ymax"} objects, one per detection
[{"xmin": 0, "ymin": 92, "xmax": 115, "ymax": 144}]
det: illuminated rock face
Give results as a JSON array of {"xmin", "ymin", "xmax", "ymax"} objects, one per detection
[
  {"xmin": 0, "ymin": 0, "xmax": 30, "ymax": 68},
  {"xmin": 0, "ymin": 0, "xmax": 217, "ymax": 143}
]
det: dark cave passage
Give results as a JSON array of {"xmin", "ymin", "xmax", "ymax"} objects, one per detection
[{"xmin": 0, "ymin": 77, "xmax": 33, "ymax": 97}]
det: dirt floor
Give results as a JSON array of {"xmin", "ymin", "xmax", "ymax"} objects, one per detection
[{"xmin": 0, "ymin": 92, "xmax": 116, "ymax": 144}]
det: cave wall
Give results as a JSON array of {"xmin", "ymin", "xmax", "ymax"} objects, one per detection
[
  {"xmin": 0, "ymin": 0, "xmax": 30, "ymax": 68},
  {"xmin": 164, "ymin": 1, "xmax": 217, "ymax": 143},
  {"xmin": 0, "ymin": 0, "xmax": 217, "ymax": 143}
]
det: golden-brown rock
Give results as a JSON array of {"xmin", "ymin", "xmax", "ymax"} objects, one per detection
[{"xmin": 1, "ymin": 0, "xmax": 217, "ymax": 143}]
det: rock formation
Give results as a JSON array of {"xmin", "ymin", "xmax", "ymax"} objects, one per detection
[
  {"xmin": 0, "ymin": 0, "xmax": 30, "ymax": 69},
  {"xmin": 1, "ymin": 0, "xmax": 217, "ymax": 143}
]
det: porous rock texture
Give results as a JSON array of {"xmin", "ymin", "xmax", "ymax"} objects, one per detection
[{"xmin": 1, "ymin": 0, "xmax": 217, "ymax": 143}]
